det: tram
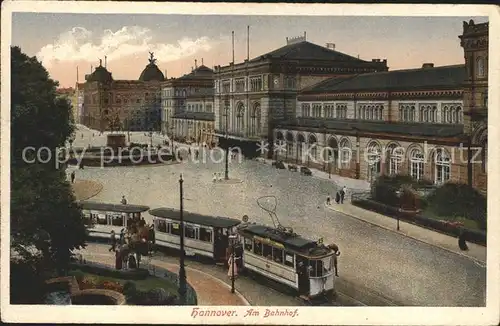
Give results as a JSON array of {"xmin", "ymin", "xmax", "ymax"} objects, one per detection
[
  {"xmin": 79, "ymin": 201, "xmax": 150, "ymax": 239},
  {"xmin": 83, "ymin": 201, "xmax": 338, "ymax": 299},
  {"xmin": 148, "ymin": 207, "xmax": 241, "ymax": 260}
]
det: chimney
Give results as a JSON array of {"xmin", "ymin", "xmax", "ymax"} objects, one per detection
[
  {"xmin": 326, "ymin": 43, "xmax": 335, "ymax": 50},
  {"xmin": 164, "ymin": 69, "xmax": 167, "ymax": 79},
  {"xmin": 201, "ymin": 58, "xmax": 204, "ymax": 65},
  {"xmin": 304, "ymin": 31, "xmax": 306, "ymax": 40},
  {"xmin": 422, "ymin": 63, "xmax": 434, "ymax": 69},
  {"xmin": 191, "ymin": 66, "xmax": 194, "ymax": 72},
  {"xmin": 195, "ymin": 59, "xmax": 198, "ymax": 69}
]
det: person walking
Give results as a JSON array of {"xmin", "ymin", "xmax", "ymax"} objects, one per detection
[
  {"xmin": 326, "ymin": 196, "xmax": 331, "ymax": 205},
  {"xmin": 227, "ymin": 252, "xmax": 239, "ymax": 279},
  {"xmin": 109, "ymin": 230, "xmax": 117, "ymax": 252},
  {"xmin": 217, "ymin": 173, "xmax": 222, "ymax": 182},
  {"xmin": 335, "ymin": 191, "xmax": 340, "ymax": 204},
  {"xmin": 70, "ymin": 171, "xmax": 76, "ymax": 183},
  {"xmin": 212, "ymin": 173, "xmax": 217, "ymax": 182},
  {"xmin": 121, "ymin": 195, "xmax": 128, "ymax": 205},
  {"xmin": 340, "ymin": 186, "xmax": 347, "ymax": 204},
  {"xmin": 458, "ymin": 229, "xmax": 469, "ymax": 251}
]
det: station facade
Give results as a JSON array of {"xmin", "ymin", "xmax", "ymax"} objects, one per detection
[{"xmin": 272, "ymin": 20, "xmax": 488, "ymax": 192}]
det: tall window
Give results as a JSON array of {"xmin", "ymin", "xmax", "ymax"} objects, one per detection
[
  {"xmin": 387, "ymin": 144, "xmax": 403, "ymax": 175},
  {"xmin": 399, "ymin": 104, "xmax": 416, "ymax": 122},
  {"xmin": 301, "ymin": 103, "xmax": 311, "ymax": 117},
  {"xmin": 297, "ymin": 134, "xmax": 306, "ymax": 161},
  {"xmin": 324, "ymin": 104, "xmax": 335, "ymax": 118},
  {"xmin": 367, "ymin": 142, "xmax": 381, "ymax": 182},
  {"xmin": 435, "ymin": 149, "xmax": 451, "ymax": 185},
  {"xmin": 308, "ymin": 135, "xmax": 318, "ymax": 161},
  {"xmin": 286, "ymin": 132, "xmax": 294, "ymax": 155},
  {"xmin": 410, "ymin": 148, "xmax": 424, "ymax": 180},
  {"xmin": 339, "ymin": 139, "xmax": 351, "ymax": 168},
  {"xmin": 336, "ymin": 104, "xmax": 347, "ymax": 119},
  {"xmin": 477, "ymin": 57, "xmax": 485, "ymax": 78},
  {"xmin": 236, "ymin": 103, "xmax": 244, "ymax": 133},
  {"xmin": 312, "ymin": 104, "xmax": 322, "ymax": 117}
]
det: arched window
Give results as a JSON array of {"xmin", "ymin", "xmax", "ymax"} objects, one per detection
[
  {"xmin": 236, "ymin": 103, "xmax": 245, "ymax": 134},
  {"xmin": 451, "ymin": 107, "xmax": 457, "ymax": 123},
  {"xmin": 410, "ymin": 148, "xmax": 424, "ymax": 180},
  {"xmin": 477, "ymin": 57, "xmax": 485, "ymax": 78},
  {"xmin": 250, "ymin": 103, "xmax": 261, "ymax": 136},
  {"xmin": 432, "ymin": 106, "xmax": 437, "ymax": 122},
  {"xmin": 367, "ymin": 142, "xmax": 381, "ymax": 182},
  {"xmin": 410, "ymin": 106, "xmax": 416, "ymax": 122},
  {"xmin": 308, "ymin": 134, "xmax": 318, "ymax": 161},
  {"xmin": 435, "ymin": 149, "xmax": 451, "ymax": 184},
  {"xmin": 369, "ymin": 106, "xmax": 374, "ymax": 120},
  {"xmin": 442, "ymin": 106, "xmax": 448, "ymax": 123},
  {"xmin": 339, "ymin": 138, "xmax": 351, "ymax": 168},
  {"xmin": 456, "ymin": 106, "xmax": 462, "ymax": 124},
  {"xmin": 297, "ymin": 134, "xmax": 306, "ymax": 162},
  {"xmin": 387, "ymin": 144, "xmax": 403, "ymax": 175}
]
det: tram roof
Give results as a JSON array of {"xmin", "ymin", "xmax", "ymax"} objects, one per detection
[
  {"xmin": 149, "ymin": 208, "xmax": 241, "ymax": 228},
  {"xmin": 78, "ymin": 201, "xmax": 150, "ymax": 213},
  {"xmin": 239, "ymin": 224, "xmax": 316, "ymax": 251}
]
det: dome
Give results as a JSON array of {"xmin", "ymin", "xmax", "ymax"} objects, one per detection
[
  {"xmin": 139, "ymin": 52, "xmax": 165, "ymax": 82},
  {"xmin": 88, "ymin": 60, "xmax": 113, "ymax": 83}
]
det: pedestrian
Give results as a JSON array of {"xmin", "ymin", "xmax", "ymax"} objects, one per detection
[
  {"xmin": 120, "ymin": 228, "xmax": 125, "ymax": 246},
  {"xmin": 109, "ymin": 230, "xmax": 117, "ymax": 252},
  {"xmin": 212, "ymin": 173, "xmax": 217, "ymax": 182},
  {"xmin": 70, "ymin": 171, "xmax": 76, "ymax": 183},
  {"xmin": 227, "ymin": 252, "xmax": 238, "ymax": 279},
  {"xmin": 335, "ymin": 191, "xmax": 340, "ymax": 204},
  {"xmin": 340, "ymin": 186, "xmax": 347, "ymax": 204},
  {"xmin": 115, "ymin": 248, "xmax": 122, "ymax": 270},
  {"xmin": 458, "ymin": 229, "xmax": 469, "ymax": 251},
  {"xmin": 328, "ymin": 244, "xmax": 341, "ymax": 277},
  {"xmin": 121, "ymin": 195, "xmax": 128, "ymax": 205},
  {"xmin": 217, "ymin": 173, "xmax": 222, "ymax": 181},
  {"xmin": 326, "ymin": 196, "xmax": 331, "ymax": 205}
]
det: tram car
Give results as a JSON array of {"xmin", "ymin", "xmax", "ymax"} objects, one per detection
[
  {"xmin": 237, "ymin": 222, "xmax": 336, "ymax": 299},
  {"xmin": 79, "ymin": 201, "xmax": 150, "ymax": 240},
  {"xmin": 148, "ymin": 207, "xmax": 241, "ymax": 261}
]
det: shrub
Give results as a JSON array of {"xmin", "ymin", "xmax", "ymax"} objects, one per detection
[
  {"xmin": 71, "ymin": 270, "xmax": 86, "ymax": 284},
  {"xmin": 97, "ymin": 280, "xmax": 123, "ymax": 293},
  {"xmin": 426, "ymin": 183, "xmax": 487, "ymax": 230},
  {"xmin": 123, "ymin": 281, "xmax": 137, "ymax": 299},
  {"xmin": 399, "ymin": 185, "xmax": 421, "ymax": 211}
]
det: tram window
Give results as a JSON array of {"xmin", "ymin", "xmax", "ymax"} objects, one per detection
[
  {"xmin": 253, "ymin": 240, "xmax": 263, "ymax": 255},
  {"xmin": 272, "ymin": 247, "xmax": 283, "ymax": 264},
  {"xmin": 185, "ymin": 225, "xmax": 196, "ymax": 239},
  {"xmin": 284, "ymin": 252, "xmax": 294, "ymax": 267},
  {"xmin": 244, "ymin": 238, "xmax": 253, "ymax": 251},
  {"xmin": 309, "ymin": 260, "xmax": 324, "ymax": 277},
  {"xmin": 171, "ymin": 223, "xmax": 181, "ymax": 236},
  {"xmin": 97, "ymin": 214, "xmax": 107, "ymax": 225},
  {"xmin": 263, "ymin": 244, "xmax": 272, "ymax": 260},
  {"xmin": 157, "ymin": 220, "xmax": 167, "ymax": 233},
  {"xmin": 199, "ymin": 227, "xmax": 212, "ymax": 242},
  {"xmin": 111, "ymin": 215, "xmax": 124, "ymax": 226}
]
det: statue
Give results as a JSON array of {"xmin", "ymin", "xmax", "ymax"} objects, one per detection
[
  {"xmin": 99, "ymin": 58, "xmax": 102, "ymax": 66},
  {"xmin": 148, "ymin": 51, "xmax": 157, "ymax": 65}
]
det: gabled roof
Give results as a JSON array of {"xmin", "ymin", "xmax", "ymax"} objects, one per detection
[
  {"xmin": 250, "ymin": 41, "xmax": 365, "ymax": 63},
  {"xmin": 149, "ymin": 208, "xmax": 241, "ymax": 228},
  {"xmin": 302, "ymin": 64, "xmax": 466, "ymax": 94}
]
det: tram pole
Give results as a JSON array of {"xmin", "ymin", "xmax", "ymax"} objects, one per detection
[
  {"xmin": 229, "ymin": 234, "xmax": 237, "ymax": 293},
  {"xmin": 178, "ymin": 174, "xmax": 187, "ymax": 304}
]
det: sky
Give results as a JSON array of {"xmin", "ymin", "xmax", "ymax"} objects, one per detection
[{"xmin": 12, "ymin": 13, "xmax": 488, "ymax": 88}]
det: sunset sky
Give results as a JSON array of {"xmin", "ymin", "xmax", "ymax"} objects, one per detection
[{"xmin": 12, "ymin": 13, "xmax": 488, "ymax": 88}]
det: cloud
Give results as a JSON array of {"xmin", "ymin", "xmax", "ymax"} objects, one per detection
[{"xmin": 37, "ymin": 26, "xmax": 213, "ymax": 67}]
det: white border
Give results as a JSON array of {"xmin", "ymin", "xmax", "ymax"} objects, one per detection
[{"xmin": 1, "ymin": 2, "xmax": 499, "ymax": 325}]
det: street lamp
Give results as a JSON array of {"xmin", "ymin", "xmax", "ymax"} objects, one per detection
[
  {"xmin": 178, "ymin": 174, "xmax": 187, "ymax": 304},
  {"xmin": 223, "ymin": 98, "xmax": 230, "ymax": 180},
  {"xmin": 170, "ymin": 125, "xmax": 174, "ymax": 154},
  {"xmin": 228, "ymin": 233, "xmax": 238, "ymax": 293},
  {"xmin": 395, "ymin": 189, "xmax": 402, "ymax": 231}
]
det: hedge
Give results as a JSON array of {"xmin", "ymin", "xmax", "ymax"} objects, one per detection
[{"xmin": 352, "ymin": 198, "xmax": 486, "ymax": 246}]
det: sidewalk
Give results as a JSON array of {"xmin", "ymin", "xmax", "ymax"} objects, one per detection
[
  {"xmin": 326, "ymin": 202, "xmax": 486, "ymax": 265},
  {"xmin": 78, "ymin": 249, "xmax": 250, "ymax": 306}
]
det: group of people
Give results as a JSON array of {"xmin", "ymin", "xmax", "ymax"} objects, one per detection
[{"xmin": 326, "ymin": 186, "xmax": 348, "ymax": 205}]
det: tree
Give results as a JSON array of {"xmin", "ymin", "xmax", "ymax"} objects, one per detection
[{"xmin": 10, "ymin": 46, "xmax": 88, "ymax": 283}]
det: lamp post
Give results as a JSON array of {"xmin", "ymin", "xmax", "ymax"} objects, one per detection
[
  {"xmin": 178, "ymin": 174, "xmax": 187, "ymax": 304},
  {"xmin": 352, "ymin": 127, "xmax": 361, "ymax": 179},
  {"xmin": 170, "ymin": 125, "xmax": 174, "ymax": 154},
  {"xmin": 229, "ymin": 233, "xmax": 238, "ymax": 293},
  {"xmin": 395, "ymin": 189, "xmax": 402, "ymax": 231},
  {"xmin": 223, "ymin": 98, "xmax": 230, "ymax": 180}
]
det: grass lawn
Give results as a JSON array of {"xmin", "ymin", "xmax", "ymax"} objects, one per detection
[{"xmin": 68, "ymin": 269, "xmax": 179, "ymax": 295}]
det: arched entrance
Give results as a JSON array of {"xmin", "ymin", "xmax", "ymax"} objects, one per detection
[
  {"xmin": 326, "ymin": 137, "xmax": 339, "ymax": 176},
  {"xmin": 286, "ymin": 131, "xmax": 294, "ymax": 161},
  {"xmin": 275, "ymin": 131, "xmax": 284, "ymax": 160},
  {"xmin": 307, "ymin": 134, "xmax": 317, "ymax": 167},
  {"xmin": 367, "ymin": 142, "xmax": 381, "ymax": 183},
  {"xmin": 296, "ymin": 133, "xmax": 305, "ymax": 164}
]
